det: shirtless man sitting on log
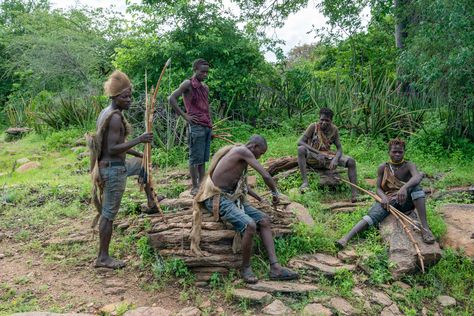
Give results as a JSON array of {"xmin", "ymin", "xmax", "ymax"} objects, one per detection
[
  {"xmin": 297, "ymin": 107, "xmax": 358, "ymax": 201},
  {"xmin": 192, "ymin": 135, "xmax": 298, "ymax": 283},
  {"xmin": 336, "ymin": 138, "xmax": 436, "ymax": 248}
]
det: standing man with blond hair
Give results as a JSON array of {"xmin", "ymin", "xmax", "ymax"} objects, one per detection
[
  {"xmin": 89, "ymin": 70, "xmax": 155, "ymax": 269},
  {"xmin": 168, "ymin": 59, "xmax": 212, "ymax": 195}
]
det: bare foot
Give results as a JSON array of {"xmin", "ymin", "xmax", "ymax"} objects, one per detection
[
  {"xmin": 190, "ymin": 187, "xmax": 199, "ymax": 196},
  {"xmin": 95, "ymin": 256, "xmax": 125, "ymax": 270}
]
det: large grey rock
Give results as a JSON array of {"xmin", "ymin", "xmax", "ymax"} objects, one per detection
[
  {"xmin": 368, "ymin": 289, "xmax": 392, "ymax": 306},
  {"xmin": 124, "ymin": 307, "xmax": 171, "ymax": 316},
  {"xmin": 380, "ymin": 212, "xmax": 442, "ymax": 278},
  {"xmin": 176, "ymin": 307, "xmax": 201, "ymax": 316},
  {"xmin": 302, "ymin": 303, "xmax": 333, "ymax": 316},
  {"xmin": 438, "ymin": 204, "xmax": 474, "ymax": 259},
  {"xmin": 437, "ymin": 295, "xmax": 456, "ymax": 307},
  {"xmin": 380, "ymin": 304, "xmax": 402, "ymax": 316},
  {"xmin": 329, "ymin": 297, "xmax": 354, "ymax": 315},
  {"xmin": 286, "ymin": 202, "xmax": 314, "ymax": 226},
  {"xmin": 160, "ymin": 198, "xmax": 194, "ymax": 210},
  {"xmin": 288, "ymin": 253, "xmax": 356, "ymax": 277},
  {"xmin": 262, "ymin": 299, "xmax": 292, "ymax": 315},
  {"xmin": 337, "ymin": 249, "xmax": 358, "ymax": 263},
  {"xmin": 232, "ymin": 288, "xmax": 272, "ymax": 304},
  {"xmin": 247, "ymin": 281, "xmax": 318, "ymax": 294},
  {"xmin": 16, "ymin": 161, "xmax": 41, "ymax": 173}
]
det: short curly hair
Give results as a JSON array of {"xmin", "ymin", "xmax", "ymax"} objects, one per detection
[
  {"xmin": 319, "ymin": 107, "xmax": 334, "ymax": 119},
  {"xmin": 193, "ymin": 58, "xmax": 209, "ymax": 71},
  {"xmin": 388, "ymin": 137, "xmax": 406, "ymax": 150}
]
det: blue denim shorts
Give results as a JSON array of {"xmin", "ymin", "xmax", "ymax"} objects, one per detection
[
  {"xmin": 188, "ymin": 123, "xmax": 212, "ymax": 166},
  {"xmin": 203, "ymin": 195, "xmax": 267, "ymax": 233},
  {"xmin": 363, "ymin": 185, "xmax": 426, "ymax": 226},
  {"xmin": 99, "ymin": 158, "xmax": 142, "ymax": 221}
]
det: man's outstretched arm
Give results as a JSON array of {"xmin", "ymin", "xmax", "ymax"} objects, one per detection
[{"xmin": 240, "ymin": 149, "xmax": 279, "ymax": 204}]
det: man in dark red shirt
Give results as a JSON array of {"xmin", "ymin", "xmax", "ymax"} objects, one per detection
[{"xmin": 168, "ymin": 59, "xmax": 212, "ymax": 195}]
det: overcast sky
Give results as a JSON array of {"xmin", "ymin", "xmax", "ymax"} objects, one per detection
[{"xmin": 50, "ymin": 0, "xmax": 328, "ymax": 62}]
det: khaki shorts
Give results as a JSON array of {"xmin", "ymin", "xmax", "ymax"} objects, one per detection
[
  {"xmin": 305, "ymin": 151, "xmax": 351, "ymax": 169},
  {"xmin": 99, "ymin": 157, "xmax": 142, "ymax": 221}
]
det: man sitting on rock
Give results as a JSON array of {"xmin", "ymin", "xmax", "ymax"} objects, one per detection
[
  {"xmin": 297, "ymin": 107, "xmax": 358, "ymax": 201},
  {"xmin": 190, "ymin": 135, "xmax": 298, "ymax": 283},
  {"xmin": 336, "ymin": 138, "xmax": 436, "ymax": 249}
]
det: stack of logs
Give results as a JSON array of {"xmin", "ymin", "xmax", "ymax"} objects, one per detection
[{"xmin": 144, "ymin": 196, "xmax": 297, "ymax": 282}]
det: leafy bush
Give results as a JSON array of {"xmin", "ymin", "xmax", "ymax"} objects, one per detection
[{"xmin": 44, "ymin": 128, "xmax": 85, "ymax": 150}]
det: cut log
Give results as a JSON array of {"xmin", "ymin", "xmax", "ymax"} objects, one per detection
[
  {"xmin": 160, "ymin": 198, "xmax": 194, "ymax": 209},
  {"xmin": 273, "ymin": 168, "xmax": 298, "ymax": 181},
  {"xmin": 158, "ymin": 250, "xmax": 241, "ymax": 267},
  {"xmin": 265, "ymin": 156, "xmax": 299, "ymax": 176},
  {"xmin": 265, "ymin": 156, "xmax": 344, "ymax": 186},
  {"xmin": 288, "ymin": 253, "xmax": 356, "ymax": 277},
  {"xmin": 143, "ymin": 193, "xmax": 310, "ymax": 275}
]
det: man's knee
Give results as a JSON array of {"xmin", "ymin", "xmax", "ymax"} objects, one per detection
[
  {"xmin": 245, "ymin": 220, "xmax": 257, "ymax": 234},
  {"xmin": 297, "ymin": 146, "xmax": 307, "ymax": 156},
  {"xmin": 347, "ymin": 158, "xmax": 356, "ymax": 168},
  {"xmin": 258, "ymin": 216, "xmax": 271, "ymax": 228}
]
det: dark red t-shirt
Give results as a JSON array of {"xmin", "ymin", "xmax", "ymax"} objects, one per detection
[{"xmin": 183, "ymin": 77, "xmax": 212, "ymax": 128}]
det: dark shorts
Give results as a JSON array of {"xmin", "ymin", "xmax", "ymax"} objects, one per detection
[
  {"xmin": 305, "ymin": 150, "xmax": 352, "ymax": 169},
  {"xmin": 99, "ymin": 158, "xmax": 142, "ymax": 221},
  {"xmin": 363, "ymin": 185, "xmax": 426, "ymax": 226},
  {"xmin": 188, "ymin": 123, "xmax": 212, "ymax": 166},
  {"xmin": 203, "ymin": 195, "xmax": 267, "ymax": 233}
]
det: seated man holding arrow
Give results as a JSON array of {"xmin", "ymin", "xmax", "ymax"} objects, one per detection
[{"xmin": 336, "ymin": 138, "xmax": 436, "ymax": 249}]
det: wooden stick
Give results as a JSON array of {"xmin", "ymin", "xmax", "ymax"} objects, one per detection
[{"xmin": 213, "ymin": 135, "xmax": 235, "ymax": 144}]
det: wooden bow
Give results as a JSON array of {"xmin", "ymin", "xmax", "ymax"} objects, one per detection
[{"xmin": 139, "ymin": 58, "xmax": 172, "ymax": 222}]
